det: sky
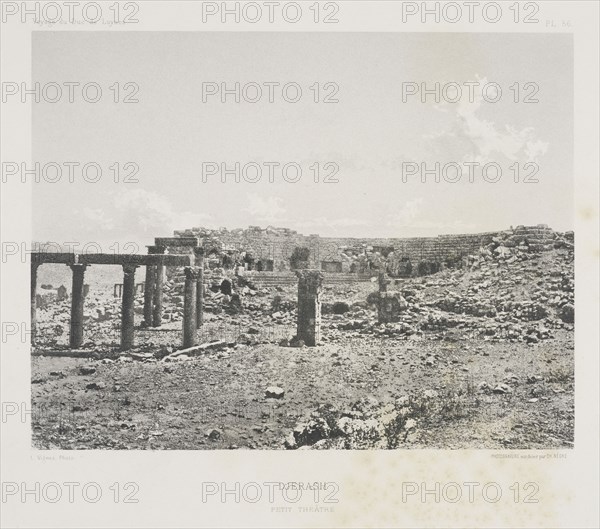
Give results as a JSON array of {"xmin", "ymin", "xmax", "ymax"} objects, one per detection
[{"xmin": 32, "ymin": 31, "xmax": 573, "ymax": 247}]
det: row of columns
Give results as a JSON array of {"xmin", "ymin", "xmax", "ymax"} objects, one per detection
[
  {"xmin": 30, "ymin": 249, "xmax": 205, "ymax": 351},
  {"xmin": 31, "ymin": 253, "xmax": 328, "ymax": 351}
]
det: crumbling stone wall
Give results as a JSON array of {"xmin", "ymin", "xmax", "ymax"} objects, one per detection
[{"xmin": 172, "ymin": 224, "xmax": 566, "ymax": 278}]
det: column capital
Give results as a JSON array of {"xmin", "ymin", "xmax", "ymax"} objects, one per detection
[
  {"xmin": 122, "ymin": 264, "xmax": 139, "ymax": 274},
  {"xmin": 295, "ymin": 269, "xmax": 323, "ymax": 287},
  {"xmin": 184, "ymin": 266, "xmax": 200, "ymax": 281},
  {"xmin": 193, "ymin": 247, "xmax": 205, "ymax": 258},
  {"xmin": 69, "ymin": 263, "xmax": 88, "ymax": 272}
]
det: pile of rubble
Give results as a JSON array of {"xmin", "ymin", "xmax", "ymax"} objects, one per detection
[
  {"xmin": 284, "ymin": 392, "xmax": 449, "ymax": 450},
  {"xmin": 323, "ymin": 229, "xmax": 574, "ymax": 344}
]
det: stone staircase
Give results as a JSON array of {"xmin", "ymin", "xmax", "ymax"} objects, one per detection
[{"xmin": 242, "ymin": 271, "xmax": 375, "ymax": 287}]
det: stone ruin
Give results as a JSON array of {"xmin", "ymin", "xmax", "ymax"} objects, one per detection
[
  {"xmin": 31, "ymin": 249, "xmax": 196, "ymax": 351},
  {"xmin": 30, "ymin": 224, "xmax": 573, "ymax": 353},
  {"xmin": 295, "ymin": 270, "xmax": 323, "ymax": 346},
  {"xmin": 35, "ymin": 284, "xmax": 69, "ymax": 310},
  {"xmin": 367, "ymin": 271, "xmax": 408, "ymax": 324},
  {"xmin": 173, "ymin": 224, "xmax": 572, "ymax": 279}
]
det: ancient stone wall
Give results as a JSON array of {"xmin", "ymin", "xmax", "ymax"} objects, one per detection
[{"xmin": 172, "ymin": 225, "xmax": 563, "ymax": 276}]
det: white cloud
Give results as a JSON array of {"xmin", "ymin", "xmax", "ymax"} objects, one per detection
[{"xmin": 430, "ymin": 76, "xmax": 549, "ymax": 164}]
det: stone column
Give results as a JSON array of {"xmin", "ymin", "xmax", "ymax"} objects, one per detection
[
  {"xmin": 152, "ymin": 246, "xmax": 166, "ymax": 327},
  {"xmin": 183, "ymin": 266, "xmax": 198, "ymax": 348},
  {"xmin": 121, "ymin": 264, "xmax": 138, "ymax": 350},
  {"xmin": 194, "ymin": 247, "xmax": 204, "ymax": 328},
  {"xmin": 69, "ymin": 263, "xmax": 87, "ymax": 348},
  {"xmin": 31, "ymin": 261, "xmax": 40, "ymax": 346},
  {"xmin": 143, "ymin": 263, "xmax": 155, "ymax": 326},
  {"xmin": 295, "ymin": 270, "xmax": 323, "ymax": 346}
]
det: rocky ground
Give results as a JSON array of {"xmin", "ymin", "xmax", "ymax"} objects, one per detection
[{"xmin": 31, "ymin": 235, "xmax": 574, "ymax": 450}]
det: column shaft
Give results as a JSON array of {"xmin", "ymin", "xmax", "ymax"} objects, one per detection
[
  {"xmin": 295, "ymin": 270, "xmax": 323, "ymax": 346},
  {"xmin": 152, "ymin": 257, "xmax": 164, "ymax": 327},
  {"xmin": 69, "ymin": 264, "xmax": 87, "ymax": 348},
  {"xmin": 143, "ymin": 264, "xmax": 155, "ymax": 326},
  {"xmin": 196, "ymin": 268, "xmax": 204, "ymax": 327},
  {"xmin": 183, "ymin": 267, "xmax": 198, "ymax": 348},
  {"xmin": 194, "ymin": 250, "xmax": 205, "ymax": 328},
  {"xmin": 121, "ymin": 265, "xmax": 137, "ymax": 350}
]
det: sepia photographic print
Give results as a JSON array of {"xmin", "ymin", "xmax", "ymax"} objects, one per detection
[{"xmin": 1, "ymin": 2, "xmax": 598, "ymax": 528}]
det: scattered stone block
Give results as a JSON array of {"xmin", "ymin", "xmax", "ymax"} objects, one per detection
[
  {"xmin": 86, "ymin": 381, "xmax": 106, "ymax": 390},
  {"xmin": 265, "ymin": 386, "xmax": 285, "ymax": 399}
]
